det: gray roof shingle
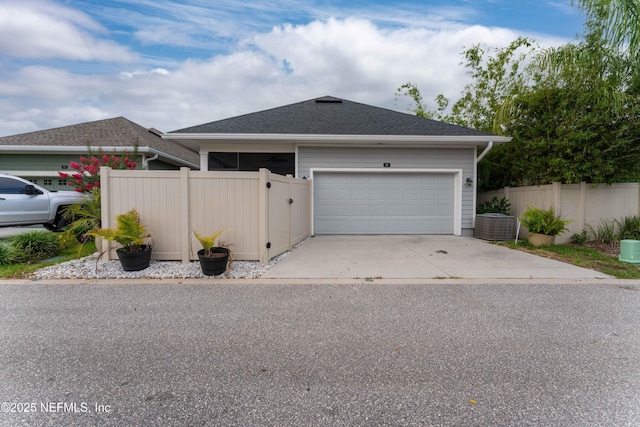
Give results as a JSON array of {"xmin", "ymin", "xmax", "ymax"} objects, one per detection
[
  {"xmin": 172, "ymin": 96, "xmax": 494, "ymax": 137},
  {"xmin": 0, "ymin": 117, "xmax": 199, "ymax": 166}
]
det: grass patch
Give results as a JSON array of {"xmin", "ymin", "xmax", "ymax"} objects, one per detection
[
  {"xmin": 0, "ymin": 242, "xmax": 96, "ymax": 279},
  {"xmin": 499, "ymin": 240, "xmax": 640, "ymax": 279}
]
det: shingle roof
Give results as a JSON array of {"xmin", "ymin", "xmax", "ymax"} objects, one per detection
[
  {"xmin": 0, "ymin": 117, "xmax": 199, "ymax": 166},
  {"xmin": 172, "ymin": 96, "xmax": 494, "ymax": 137}
]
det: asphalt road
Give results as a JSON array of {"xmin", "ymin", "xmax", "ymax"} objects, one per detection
[{"xmin": 0, "ymin": 281, "xmax": 639, "ymax": 426}]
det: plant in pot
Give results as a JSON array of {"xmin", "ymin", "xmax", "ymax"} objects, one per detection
[
  {"xmin": 193, "ymin": 228, "xmax": 230, "ymax": 276},
  {"xmin": 520, "ymin": 206, "xmax": 571, "ymax": 246},
  {"xmin": 88, "ymin": 209, "xmax": 152, "ymax": 271}
]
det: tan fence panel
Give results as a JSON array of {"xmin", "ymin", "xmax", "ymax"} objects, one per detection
[
  {"xmin": 101, "ymin": 169, "xmax": 184, "ymax": 260},
  {"xmin": 267, "ymin": 173, "xmax": 292, "ymax": 259},
  {"xmin": 584, "ymin": 183, "xmax": 640, "ymax": 228},
  {"xmin": 290, "ymin": 178, "xmax": 312, "ymax": 245},
  {"xmin": 479, "ymin": 182, "xmax": 640, "ymax": 243},
  {"xmin": 100, "ymin": 167, "xmax": 311, "ymax": 264},
  {"xmin": 188, "ymin": 171, "xmax": 261, "ymax": 261},
  {"xmin": 266, "ymin": 172, "xmax": 312, "ymax": 260}
]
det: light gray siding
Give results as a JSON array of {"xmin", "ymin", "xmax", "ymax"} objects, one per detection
[{"xmin": 298, "ymin": 146, "xmax": 476, "ymax": 232}]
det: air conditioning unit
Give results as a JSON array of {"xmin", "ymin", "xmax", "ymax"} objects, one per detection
[{"xmin": 474, "ymin": 214, "xmax": 516, "ymax": 241}]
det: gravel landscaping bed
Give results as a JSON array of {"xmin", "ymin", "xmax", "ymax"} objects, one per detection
[{"xmin": 31, "ymin": 240, "xmax": 306, "ymax": 280}]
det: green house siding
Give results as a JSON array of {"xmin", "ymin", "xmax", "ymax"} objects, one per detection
[
  {"xmin": 0, "ymin": 154, "xmax": 82, "ymax": 173},
  {"xmin": 0, "ymin": 153, "xmax": 187, "ymax": 190}
]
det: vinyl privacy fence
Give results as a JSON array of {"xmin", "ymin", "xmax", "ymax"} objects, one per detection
[
  {"xmin": 100, "ymin": 167, "xmax": 311, "ymax": 264},
  {"xmin": 478, "ymin": 182, "xmax": 640, "ymax": 243}
]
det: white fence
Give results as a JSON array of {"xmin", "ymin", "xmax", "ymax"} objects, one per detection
[
  {"xmin": 100, "ymin": 167, "xmax": 311, "ymax": 264},
  {"xmin": 479, "ymin": 182, "xmax": 640, "ymax": 243}
]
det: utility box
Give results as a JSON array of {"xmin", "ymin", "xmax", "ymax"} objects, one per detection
[
  {"xmin": 619, "ymin": 240, "xmax": 640, "ymax": 265},
  {"xmin": 474, "ymin": 213, "xmax": 516, "ymax": 241}
]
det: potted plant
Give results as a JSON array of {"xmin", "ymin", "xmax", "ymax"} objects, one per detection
[
  {"xmin": 88, "ymin": 209, "xmax": 152, "ymax": 271},
  {"xmin": 193, "ymin": 228, "xmax": 230, "ymax": 276},
  {"xmin": 520, "ymin": 206, "xmax": 571, "ymax": 246}
]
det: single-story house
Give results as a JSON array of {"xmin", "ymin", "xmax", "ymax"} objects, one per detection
[
  {"xmin": 0, "ymin": 117, "xmax": 199, "ymax": 191},
  {"xmin": 163, "ymin": 96, "xmax": 511, "ymax": 236}
]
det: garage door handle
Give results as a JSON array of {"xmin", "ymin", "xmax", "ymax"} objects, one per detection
[
  {"xmin": 0, "ymin": 197, "xmax": 4, "ymax": 200},
  {"xmin": 289, "ymin": 198, "xmax": 294, "ymax": 204}
]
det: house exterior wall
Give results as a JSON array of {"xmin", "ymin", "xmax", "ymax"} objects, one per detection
[
  {"xmin": 147, "ymin": 159, "xmax": 182, "ymax": 170},
  {"xmin": 297, "ymin": 146, "xmax": 477, "ymax": 232},
  {"xmin": 0, "ymin": 153, "xmax": 191, "ymax": 190},
  {"xmin": 0, "ymin": 154, "xmax": 81, "ymax": 173}
]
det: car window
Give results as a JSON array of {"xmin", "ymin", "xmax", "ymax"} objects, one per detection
[{"xmin": 0, "ymin": 177, "xmax": 29, "ymax": 194}]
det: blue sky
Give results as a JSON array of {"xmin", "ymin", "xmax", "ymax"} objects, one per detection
[{"xmin": 0, "ymin": 0, "xmax": 585, "ymax": 136}]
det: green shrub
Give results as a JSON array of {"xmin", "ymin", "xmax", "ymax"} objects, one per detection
[
  {"xmin": 520, "ymin": 206, "xmax": 571, "ymax": 236},
  {"xmin": 618, "ymin": 215, "xmax": 640, "ymax": 240},
  {"xmin": 477, "ymin": 196, "xmax": 511, "ymax": 215},
  {"xmin": 570, "ymin": 229, "xmax": 588, "ymax": 245},
  {"xmin": 59, "ymin": 188, "xmax": 101, "ymax": 249},
  {"xmin": 0, "ymin": 242, "xmax": 25, "ymax": 266},
  {"xmin": 11, "ymin": 231, "xmax": 61, "ymax": 260},
  {"xmin": 587, "ymin": 218, "xmax": 618, "ymax": 247}
]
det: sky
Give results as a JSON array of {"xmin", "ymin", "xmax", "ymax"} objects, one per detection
[{"xmin": 0, "ymin": 0, "xmax": 587, "ymax": 137}]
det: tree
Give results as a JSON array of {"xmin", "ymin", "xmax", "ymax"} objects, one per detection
[
  {"xmin": 58, "ymin": 145, "xmax": 139, "ymax": 193},
  {"xmin": 396, "ymin": 3, "xmax": 640, "ymax": 190},
  {"xmin": 492, "ymin": 11, "xmax": 640, "ymax": 187},
  {"xmin": 572, "ymin": 0, "xmax": 640, "ymax": 62}
]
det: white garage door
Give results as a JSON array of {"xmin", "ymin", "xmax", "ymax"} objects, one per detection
[{"xmin": 314, "ymin": 172, "xmax": 455, "ymax": 234}]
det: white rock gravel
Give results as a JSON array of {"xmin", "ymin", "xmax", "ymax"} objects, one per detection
[{"xmin": 31, "ymin": 239, "xmax": 307, "ymax": 280}]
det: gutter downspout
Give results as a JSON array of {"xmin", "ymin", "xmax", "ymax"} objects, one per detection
[
  {"xmin": 142, "ymin": 154, "xmax": 159, "ymax": 170},
  {"xmin": 472, "ymin": 141, "xmax": 493, "ymax": 230},
  {"xmin": 476, "ymin": 141, "xmax": 493, "ymax": 164}
]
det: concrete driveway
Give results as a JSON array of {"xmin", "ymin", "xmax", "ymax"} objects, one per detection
[
  {"xmin": 263, "ymin": 235, "xmax": 610, "ymax": 280},
  {"xmin": 0, "ymin": 225, "xmax": 45, "ymax": 239}
]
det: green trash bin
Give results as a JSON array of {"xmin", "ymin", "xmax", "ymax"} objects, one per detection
[{"xmin": 619, "ymin": 240, "xmax": 640, "ymax": 265}]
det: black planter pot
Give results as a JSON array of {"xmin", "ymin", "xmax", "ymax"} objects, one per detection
[
  {"xmin": 116, "ymin": 245, "xmax": 152, "ymax": 271},
  {"xmin": 197, "ymin": 248, "xmax": 229, "ymax": 276}
]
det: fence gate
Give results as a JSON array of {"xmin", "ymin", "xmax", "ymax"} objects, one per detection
[{"xmin": 267, "ymin": 173, "xmax": 293, "ymax": 259}]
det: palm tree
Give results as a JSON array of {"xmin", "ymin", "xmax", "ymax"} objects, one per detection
[{"xmin": 572, "ymin": 0, "xmax": 640, "ymax": 60}]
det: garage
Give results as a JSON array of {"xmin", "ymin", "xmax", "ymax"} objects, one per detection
[{"xmin": 313, "ymin": 171, "xmax": 458, "ymax": 235}]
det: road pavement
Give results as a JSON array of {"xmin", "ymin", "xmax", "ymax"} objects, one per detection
[{"xmin": 0, "ymin": 281, "xmax": 638, "ymax": 426}]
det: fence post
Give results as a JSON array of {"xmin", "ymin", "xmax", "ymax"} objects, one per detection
[
  {"xmin": 287, "ymin": 177, "xmax": 293, "ymax": 251},
  {"xmin": 552, "ymin": 182, "xmax": 562, "ymax": 213},
  {"xmin": 258, "ymin": 168, "xmax": 269, "ymax": 265},
  {"xmin": 179, "ymin": 167, "xmax": 190, "ymax": 263},
  {"xmin": 100, "ymin": 167, "xmax": 112, "ymax": 261},
  {"xmin": 578, "ymin": 182, "xmax": 586, "ymax": 232}
]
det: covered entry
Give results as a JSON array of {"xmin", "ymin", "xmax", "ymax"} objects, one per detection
[{"xmin": 312, "ymin": 169, "xmax": 461, "ymax": 235}]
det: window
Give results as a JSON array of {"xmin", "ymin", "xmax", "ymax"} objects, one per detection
[
  {"xmin": 58, "ymin": 179, "xmax": 67, "ymax": 186},
  {"xmin": 208, "ymin": 152, "xmax": 295, "ymax": 175},
  {"xmin": 0, "ymin": 177, "xmax": 29, "ymax": 194},
  {"xmin": 43, "ymin": 179, "xmax": 52, "ymax": 186},
  {"xmin": 208, "ymin": 152, "xmax": 239, "ymax": 170}
]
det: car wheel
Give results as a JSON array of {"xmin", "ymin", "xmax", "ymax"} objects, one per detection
[{"xmin": 53, "ymin": 216, "xmax": 70, "ymax": 232}]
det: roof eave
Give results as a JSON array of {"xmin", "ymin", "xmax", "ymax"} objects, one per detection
[
  {"xmin": 0, "ymin": 145, "xmax": 199, "ymax": 169},
  {"xmin": 162, "ymin": 133, "xmax": 512, "ymax": 145}
]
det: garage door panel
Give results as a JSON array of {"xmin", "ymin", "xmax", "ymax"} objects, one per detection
[{"xmin": 314, "ymin": 172, "xmax": 455, "ymax": 235}]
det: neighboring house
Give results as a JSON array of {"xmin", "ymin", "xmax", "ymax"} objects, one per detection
[
  {"xmin": 0, "ymin": 117, "xmax": 200, "ymax": 191},
  {"xmin": 163, "ymin": 96, "xmax": 511, "ymax": 236}
]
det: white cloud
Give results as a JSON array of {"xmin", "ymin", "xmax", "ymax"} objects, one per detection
[
  {"xmin": 0, "ymin": 16, "xmax": 569, "ymax": 136},
  {"xmin": 0, "ymin": 0, "xmax": 136, "ymax": 61}
]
